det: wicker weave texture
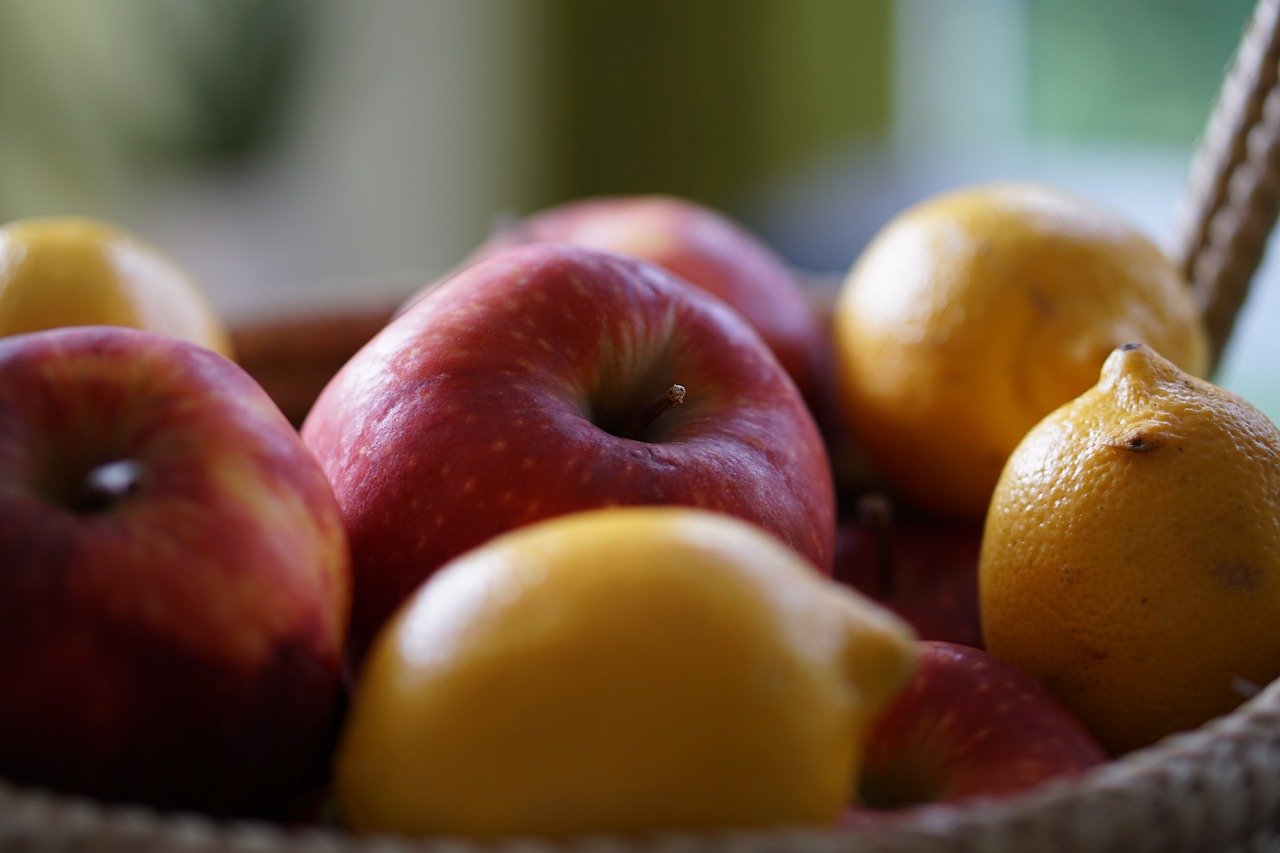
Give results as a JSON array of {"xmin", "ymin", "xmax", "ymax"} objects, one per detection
[
  {"xmin": 1174, "ymin": 0, "xmax": 1280, "ymax": 370},
  {"xmin": 3, "ymin": 678, "xmax": 1280, "ymax": 851}
]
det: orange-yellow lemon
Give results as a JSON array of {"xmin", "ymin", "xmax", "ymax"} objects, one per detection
[
  {"xmin": 832, "ymin": 182, "xmax": 1209, "ymax": 520},
  {"xmin": 981, "ymin": 343, "xmax": 1280, "ymax": 754}
]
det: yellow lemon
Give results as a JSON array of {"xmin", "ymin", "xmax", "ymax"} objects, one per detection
[
  {"xmin": 832, "ymin": 182, "xmax": 1210, "ymax": 520},
  {"xmin": 981, "ymin": 343, "xmax": 1280, "ymax": 754},
  {"xmin": 0, "ymin": 217, "xmax": 233, "ymax": 358},
  {"xmin": 336, "ymin": 507, "xmax": 916, "ymax": 839}
]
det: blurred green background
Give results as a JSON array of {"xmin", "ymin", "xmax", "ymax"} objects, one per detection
[{"xmin": 0, "ymin": 0, "xmax": 1273, "ymax": 415}]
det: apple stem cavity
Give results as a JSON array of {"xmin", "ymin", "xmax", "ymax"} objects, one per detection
[
  {"xmin": 74, "ymin": 459, "xmax": 146, "ymax": 513},
  {"xmin": 624, "ymin": 384, "xmax": 686, "ymax": 440}
]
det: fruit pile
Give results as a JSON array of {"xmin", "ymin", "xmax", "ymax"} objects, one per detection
[{"xmin": 0, "ymin": 185, "xmax": 1276, "ymax": 842}]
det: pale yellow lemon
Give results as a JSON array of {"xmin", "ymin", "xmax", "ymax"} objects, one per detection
[
  {"xmin": 0, "ymin": 217, "xmax": 233, "ymax": 358},
  {"xmin": 336, "ymin": 506, "xmax": 916, "ymax": 839}
]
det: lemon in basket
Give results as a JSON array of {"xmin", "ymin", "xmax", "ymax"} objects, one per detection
[
  {"xmin": 0, "ymin": 216, "xmax": 233, "ymax": 358},
  {"xmin": 980, "ymin": 343, "xmax": 1280, "ymax": 754},
  {"xmin": 335, "ymin": 506, "xmax": 916, "ymax": 839},
  {"xmin": 831, "ymin": 182, "xmax": 1210, "ymax": 520}
]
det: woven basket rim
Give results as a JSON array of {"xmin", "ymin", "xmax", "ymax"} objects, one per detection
[{"xmin": 3, "ymin": 629, "xmax": 1280, "ymax": 852}]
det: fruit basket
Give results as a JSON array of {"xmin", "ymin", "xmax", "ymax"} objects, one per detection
[{"xmin": 6, "ymin": 2, "xmax": 1280, "ymax": 851}]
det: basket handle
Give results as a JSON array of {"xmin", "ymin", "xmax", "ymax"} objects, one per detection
[{"xmin": 1172, "ymin": 0, "xmax": 1280, "ymax": 373}]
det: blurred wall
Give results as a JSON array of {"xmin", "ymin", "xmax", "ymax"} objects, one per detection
[
  {"xmin": 0, "ymin": 0, "xmax": 1275, "ymax": 420},
  {"xmin": 0, "ymin": 0, "xmax": 552, "ymax": 317},
  {"xmin": 538, "ymin": 0, "xmax": 892, "ymax": 209},
  {"xmin": 2, "ymin": 0, "xmax": 1255, "ymax": 291}
]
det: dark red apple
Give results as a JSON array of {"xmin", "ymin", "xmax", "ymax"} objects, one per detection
[
  {"xmin": 0, "ymin": 326, "xmax": 351, "ymax": 815},
  {"xmin": 302, "ymin": 243, "xmax": 836, "ymax": 672},
  {"xmin": 843, "ymin": 640, "xmax": 1109, "ymax": 827},
  {"xmin": 834, "ymin": 495, "xmax": 984, "ymax": 649}
]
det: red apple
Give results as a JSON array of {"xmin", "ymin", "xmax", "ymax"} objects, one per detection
[
  {"xmin": 843, "ymin": 640, "xmax": 1109, "ymax": 827},
  {"xmin": 0, "ymin": 326, "xmax": 351, "ymax": 815},
  {"xmin": 302, "ymin": 243, "xmax": 836, "ymax": 672},
  {"xmin": 834, "ymin": 495, "xmax": 984, "ymax": 649},
  {"xmin": 441, "ymin": 194, "xmax": 829, "ymax": 412}
]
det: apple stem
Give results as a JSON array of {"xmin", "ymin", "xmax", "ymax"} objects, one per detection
[
  {"xmin": 74, "ymin": 459, "xmax": 146, "ymax": 513},
  {"xmin": 624, "ymin": 384, "xmax": 686, "ymax": 439},
  {"xmin": 857, "ymin": 492, "xmax": 895, "ymax": 597}
]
